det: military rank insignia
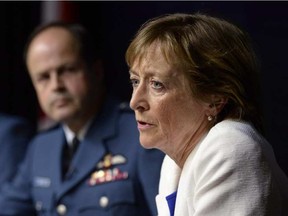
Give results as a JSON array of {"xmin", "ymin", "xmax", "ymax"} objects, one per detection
[{"xmin": 88, "ymin": 153, "xmax": 128, "ymax": 186}]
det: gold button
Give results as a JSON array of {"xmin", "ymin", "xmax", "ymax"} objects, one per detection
[
  {"xmin": 56, "ymin": 204, "xmax": 67, "ymax": 215},
  {"xmin": 99, "ymin": 196, "xmax": 109, "ymax": 208}
]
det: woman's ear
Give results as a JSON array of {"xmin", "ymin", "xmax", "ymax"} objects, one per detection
[{"xmin": 206, "ymin": 95, "xmax": 227, "ymax": 116}]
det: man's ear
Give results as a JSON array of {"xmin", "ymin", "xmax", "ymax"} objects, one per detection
[{"xmin": 206, "ymin": 95, "xmax": 227, "ymax": 116}]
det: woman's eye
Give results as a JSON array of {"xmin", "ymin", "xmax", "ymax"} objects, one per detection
[
  {"xmin": 151, "ymin": 80, "xmax": 164, "ymax": 90},
  {"xmin": 130, "ymin": 79, "xmax": 139, "ymax": 87}
]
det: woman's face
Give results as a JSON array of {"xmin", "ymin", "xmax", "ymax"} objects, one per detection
[{"xmin": 129, "ymin": 43, "xmax": 211, "ymax": 157}]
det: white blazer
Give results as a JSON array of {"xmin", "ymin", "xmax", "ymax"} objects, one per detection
[{"xmin": 156, "ymin": 120, "xmax": 288, "ymax": 216}]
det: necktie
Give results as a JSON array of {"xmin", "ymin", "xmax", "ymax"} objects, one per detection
[
  {"xmin": 71, "ymin": 136, "xmax": 80, "ymax": 156},
  {"xmin": 62, "ymin": 136, "xmax": 80, "ymax": 178}
]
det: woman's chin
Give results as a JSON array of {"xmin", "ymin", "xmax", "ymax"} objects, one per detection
[{"xmin": 139, "ymin": 139, "xmax": 155, "ymax": 149}]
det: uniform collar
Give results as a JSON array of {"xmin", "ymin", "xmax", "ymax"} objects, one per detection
[{"xmin": 62, "ymin": 119, "xmax": 93, "ymax": 146}]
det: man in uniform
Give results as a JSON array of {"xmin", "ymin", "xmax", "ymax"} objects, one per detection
[
  {"xmin": 0, "ymin": 114, "xmax": 35, "ymax": 185},
  {"xmin": 0, "ymin": 22, "xmax": 164, "ymax": 215}
]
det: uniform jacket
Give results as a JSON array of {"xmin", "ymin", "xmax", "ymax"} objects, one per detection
[
  {"xmin": 0, "ymin": 114, "xmax": 34, "ymax": 185},
  {"xmin": 156, "ymin": 120, "xmax": 288, "ymax": 216},
  {"xmin": 0, "ymin": 98, "xmax": 164, "ymax": 216}
]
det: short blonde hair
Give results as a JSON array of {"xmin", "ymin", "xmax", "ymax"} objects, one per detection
[{"xmin": 126, "ymin": 13, "xmax": 263, "ymax": 133}]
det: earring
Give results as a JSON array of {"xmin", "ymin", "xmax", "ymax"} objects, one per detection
[{"xmin": 207, "ymin": 115, "xmax": 213, "ymax": 121}]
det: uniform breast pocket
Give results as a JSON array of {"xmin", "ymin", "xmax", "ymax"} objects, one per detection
[{"xmin": 78, "ymin": 180, "xmax": 137, "ymax": 216}]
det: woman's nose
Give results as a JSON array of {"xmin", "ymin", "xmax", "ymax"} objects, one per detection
[{"xmin": 130, "ymin": 85, "xmax": 149, "ymax": 112}]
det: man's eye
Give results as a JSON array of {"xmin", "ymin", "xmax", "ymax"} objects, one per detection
[
  {"xmin": 60, "ymin": 66, "xmax": 77, "ymax": 74},
  {"xmin": 66, "ymin": 67, "xmax": 77, "ymax": 72},
  {"xmin": 36, "ymin": 74, "xmax": 49, "ymax": 82}
]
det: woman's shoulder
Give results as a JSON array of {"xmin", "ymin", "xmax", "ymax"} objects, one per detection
[
  {"xmin": 193, "ymin": 119, "xmax": 270, "ymax": 167},
  {"xmin": 212, "ymin": 119, "xmax": 256, "ymax": 134},
  {"xmin": 209, "ymin": 119, "xmax": 266, "ymax": 148}
]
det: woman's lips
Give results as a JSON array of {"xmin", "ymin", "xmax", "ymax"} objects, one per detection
[{"xmin": 137, "ymin": 121, "xmax": 154, "ymax": 130}]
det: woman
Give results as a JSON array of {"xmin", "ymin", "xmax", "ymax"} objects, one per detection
[{"xmin": 126, "ymin": 13, "xmax": 288, "ymax": 215}]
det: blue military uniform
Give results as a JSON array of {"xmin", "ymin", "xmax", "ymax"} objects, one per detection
[
  {"xmin": 0, "ymin": 114, "xmax": 35, "ymax": 185},
  {"xmin": 0, "ymin": 97, "xmax": 164, "ymax": 216}
]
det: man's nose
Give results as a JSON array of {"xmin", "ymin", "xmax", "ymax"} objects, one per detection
[{"xmin": 51, "ymin": 73, "xmax": 64, "ymax": 90}]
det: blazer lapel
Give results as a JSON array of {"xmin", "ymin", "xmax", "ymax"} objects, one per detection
[{"xmin": 174, "ymin": 142, "xmax": 201, "ymax": 216}]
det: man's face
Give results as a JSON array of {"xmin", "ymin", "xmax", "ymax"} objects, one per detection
[{"xmin": 26, "ymin": 27, "xmax": 92, "ymax": 125}]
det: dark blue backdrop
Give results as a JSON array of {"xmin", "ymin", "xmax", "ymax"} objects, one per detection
[
  {"xmin": 1, "ymin": 1, "xmax": 287, "ymax": 174},
  {"xmin": 82, "ymin": 1, "xmax": 288, "ymax": 174}
]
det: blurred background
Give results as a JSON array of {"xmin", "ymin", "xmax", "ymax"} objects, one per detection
[{"xmin": 0, "ymin": 1, "xmax": 287, "ymax": 174}]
